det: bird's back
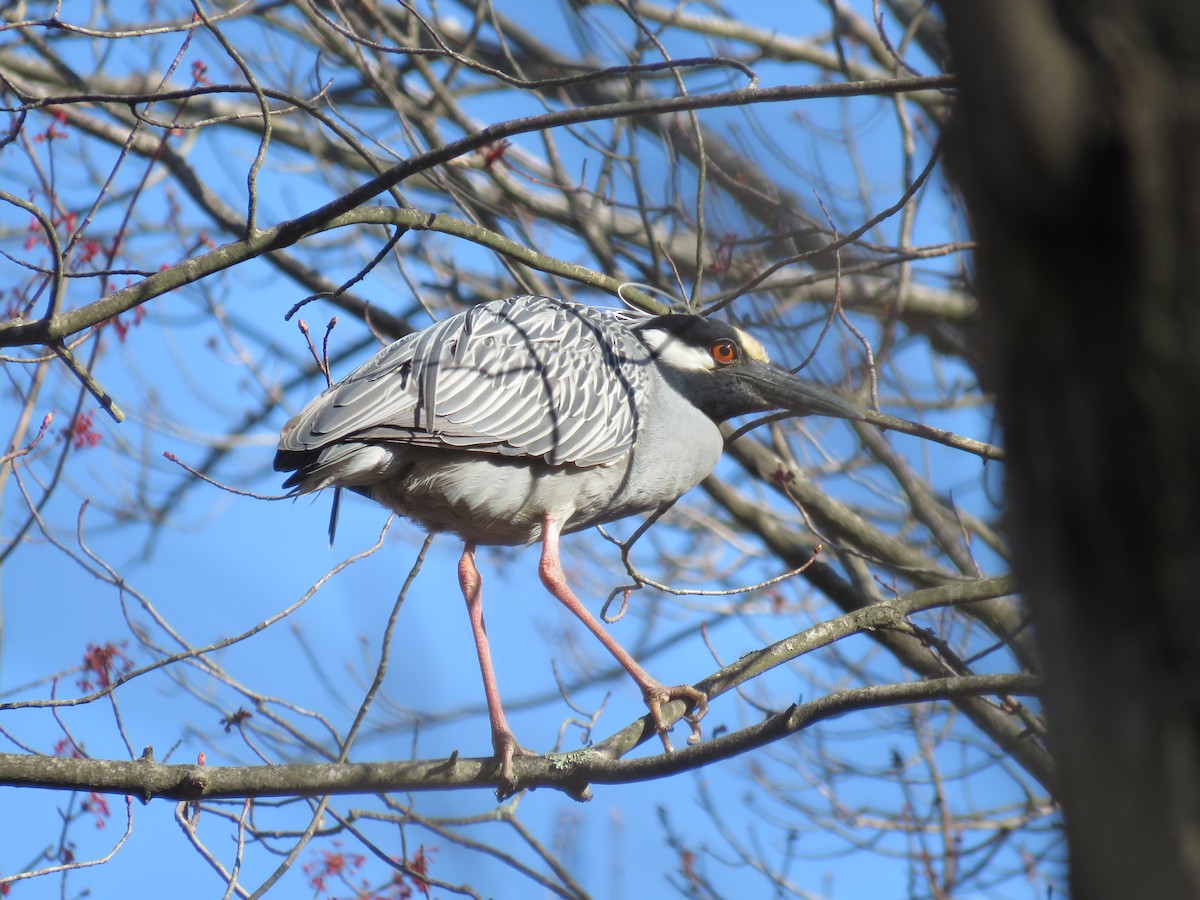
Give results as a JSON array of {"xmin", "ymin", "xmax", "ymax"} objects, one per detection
[{"xmin": 275, "ymin": 295, "xmax": 655, "ymax": 500}]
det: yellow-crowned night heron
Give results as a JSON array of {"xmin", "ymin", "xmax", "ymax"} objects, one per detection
[{"xmin": 275, "ymin": 294, "xmax": 862, "ymax": 785}]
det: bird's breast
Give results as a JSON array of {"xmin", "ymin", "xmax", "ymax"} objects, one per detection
[{"xmin": 596, "ymin": 378, "xmax": 724, "ymax": 525}]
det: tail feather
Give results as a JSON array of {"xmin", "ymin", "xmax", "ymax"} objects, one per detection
[{"xmin": 273, "ymin": 447, "xmax": 319, "ymax": 490}]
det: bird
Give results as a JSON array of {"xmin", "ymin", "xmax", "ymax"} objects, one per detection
[{"xmin": 274, "ymin": 294, "xmax": 863, "ymax": 788}]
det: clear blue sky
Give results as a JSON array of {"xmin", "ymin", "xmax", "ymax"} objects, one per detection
[{"xmin": 0, "ymin": 2, "xmax": 1050, "ymax": 896}]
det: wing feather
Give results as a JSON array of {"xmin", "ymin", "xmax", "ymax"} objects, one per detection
[{"xmin": 278, "ymin": 296, "xmax": 649, "ymax": 467}]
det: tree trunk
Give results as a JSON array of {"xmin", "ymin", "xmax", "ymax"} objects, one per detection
[{"xmin": 939, "ymin": 1, "xmax": 1200, "ymax": 896}]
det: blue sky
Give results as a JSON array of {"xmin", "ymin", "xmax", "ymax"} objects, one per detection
[{"xmin": 0, "ymin": 2, "xmax": 1055, "ymax": 896}]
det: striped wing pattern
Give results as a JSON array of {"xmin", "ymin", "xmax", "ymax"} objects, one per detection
[{"xmin": 281, "ymin": 296, "xmax": 651, "ymax": 467}]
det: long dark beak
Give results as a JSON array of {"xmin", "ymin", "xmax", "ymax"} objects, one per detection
[{"xmin": 741, "ymin": 361, "xmax": 865, "ymax": 420}]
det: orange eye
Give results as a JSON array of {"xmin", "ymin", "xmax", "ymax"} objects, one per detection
[{"xmin": 710, "ymin": 339, "xmax": 738, "ymax": 365}]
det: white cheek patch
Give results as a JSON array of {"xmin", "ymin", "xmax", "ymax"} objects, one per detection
[
  {"xmin": 733, "ymin": 327, "xmax": 770, "ymax": 363},
  {"xmin": 640, "ymin": 329, "xmax": 719, "ymax": 371}
]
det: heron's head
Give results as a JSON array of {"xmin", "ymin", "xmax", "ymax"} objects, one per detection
[{"xmin": 634, "ymin": 314, "xmax": 863, "ymax": 423}]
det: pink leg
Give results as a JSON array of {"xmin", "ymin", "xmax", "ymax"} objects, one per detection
[
  {"xmin": 458, "ymin": 542, "xmax": 529, "ymax": 788},
  {"xmin": 538, "ymin": 516, "xmax": 708, "ymax": 752}
]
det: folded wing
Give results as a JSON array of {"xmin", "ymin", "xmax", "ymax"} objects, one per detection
[{"xmin": 276, "ymin": 296, "xmax": 652, "ymax": 490}]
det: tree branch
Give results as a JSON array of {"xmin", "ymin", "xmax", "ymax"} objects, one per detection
[
  {"xmin": 0, "ymin": 74, "xmax": 952, "ymax": 348},
  {"xmin": 0, "ymin": 672, "xmax": 1035, "ymax": 801},
  {"xmin": 0, "ymin": 577, "xmax": 1027, "ymax": 801}
]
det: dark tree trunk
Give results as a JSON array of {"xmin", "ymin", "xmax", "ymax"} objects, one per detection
[{"xmin": 939, "ymin": 1, "xmax": 1200, "ymax": 896}]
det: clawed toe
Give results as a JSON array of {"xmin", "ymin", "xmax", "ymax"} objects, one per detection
[
  {"xmin": 643, "ymin": 683, "xmax": 708, "ymax": 752},
  {"xmin": 491, "ymin": 728, "xmax": 537, "ymax": 794}
]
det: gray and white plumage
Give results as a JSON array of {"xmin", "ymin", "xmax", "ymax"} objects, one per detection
[
  {"xmin": 275, "ymin": 294, "xmax": 861, "ymax": 545},
  {"xmin": 275, "ymin": 294, "xmax": 862, "ymax": 788}
]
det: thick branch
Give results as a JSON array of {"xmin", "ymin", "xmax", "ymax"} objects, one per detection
[{"xmin": 0, "ymin": 672, "xmax": 1034, "ymax": 801}]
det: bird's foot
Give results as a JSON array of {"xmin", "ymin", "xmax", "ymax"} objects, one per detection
[
  {"xmin": 491, "ymin": 726, "xmax": 537, "ymax": 798},
  {"xmin": 643, "ymin": 683, "xmax": 709, "ymax": 753}
]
